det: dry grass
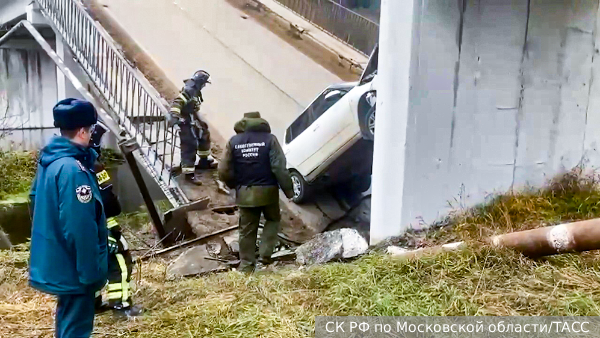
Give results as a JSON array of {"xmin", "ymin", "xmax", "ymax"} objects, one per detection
[
  {"xmin": 3, "ymin": 246, "xmax": 600, "ymax": 337},
  {"xmin": 0, "ymin": 149, "xmax": 125, "ymax": 200},
  {"xmin": 3, "ymin": 170, "xmax": 600, "ymax": 337},
  {"xmin": 389, "ymin": 168, "xmax": 600, "ymax": 248}
]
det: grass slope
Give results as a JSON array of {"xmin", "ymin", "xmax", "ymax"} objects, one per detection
[{"xmin": 2, "ymin": 170, "xmax": 600, "ymax": 337}]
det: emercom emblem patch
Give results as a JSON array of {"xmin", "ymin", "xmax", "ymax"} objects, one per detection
[{"xmin": 76, "ymin": 185, "xmax": 93, "ymax": 203}]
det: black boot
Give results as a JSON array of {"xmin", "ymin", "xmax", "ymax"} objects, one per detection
[
  {"xmin": 95, "ymin": 296, "xmax": 110, "ymax": 314},
  {"xmin": 197, "ymin": 157, "xmax": 218, "ymax": 170},
  {"xmin": 185, "ymin": 173, "xmax": 203, "ymax": 186},
  {"xmin": 112, "ymin": 303, "xmax": 144, "ymax": 318}
]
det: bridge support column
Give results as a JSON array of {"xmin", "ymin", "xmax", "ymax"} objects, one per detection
[{"xmin": 370, "ymin": 0, "xmax": 417, "ymax": 245}]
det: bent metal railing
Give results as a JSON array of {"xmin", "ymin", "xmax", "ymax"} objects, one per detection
[
  {"xmin": 273, "ymin": 0, "xmax": 379, "ymax": 56},
  {"xmin": 33, "ymin": 0, "xmax": 188, "ymax": 207}
]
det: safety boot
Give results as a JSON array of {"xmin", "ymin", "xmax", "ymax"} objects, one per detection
[
  {"xmin": 185, "ymin": 173, "xmax": 203, "ymax": 186},
  {"xmin": 197, "ymin": 156, "xmax": 218, "ymax": 170},
  {"xmin": 94, "ymin": 296, "xmax": 110, "ymax": 314},
  {"xmin": 182, "ymin": 165, "xmax": 203, "ymax": 186},
  {"xmin": 112, "ymin": 304, "xmax": 144, "ymax": 318}
]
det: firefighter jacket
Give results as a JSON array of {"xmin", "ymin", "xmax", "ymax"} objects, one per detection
[
  {"xmin": 93, "ymin": 161, "xmax": 127, "ymax": 253},
  {"xmin": 169, "ymin": 80, "xmax": 203, "ymax": 118}
]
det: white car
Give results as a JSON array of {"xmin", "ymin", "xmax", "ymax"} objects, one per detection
[{"xmin": 283, "ymin": 46, "xmax": 378, "ymax": 203}]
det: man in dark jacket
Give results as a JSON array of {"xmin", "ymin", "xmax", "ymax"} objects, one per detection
[
  {"xmin": 218, "ymin": 112, "xmax": 294, "ymax": 273},
  {"xmin": 29, "ymin": 98, "xmax": 108, "ymax": 338}
]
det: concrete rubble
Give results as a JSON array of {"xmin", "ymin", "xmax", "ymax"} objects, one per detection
[
  {"xmin": 0, "ymin": 229, "xmax": 11, "ymax": 250},
  {"xmin": 167, "ymin": 245, "xmax": 227, "ymax": 278},
  {"xmin": 222, "ymin": 231, "xmax": 240, "ymax": 254},
  {"xmin": 296, "ymin": 228, "xmax": 368, "ymax": 265}
]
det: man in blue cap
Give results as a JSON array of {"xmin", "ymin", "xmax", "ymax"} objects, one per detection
[{"xmin": 29, "ymin": 98, "xmax": 108, "ymax": 338}]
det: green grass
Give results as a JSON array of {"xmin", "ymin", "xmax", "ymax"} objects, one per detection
[
  {"xmin": 3, "ymin": 170, "xmax": 600, "ymax": 337},
  {"xmin": 0, "ymin": 151, "xmax": 37, "ymax": 200},
  {"xmin": 0, "ymin": 149, "xmax": 126, "ymax": 200}
]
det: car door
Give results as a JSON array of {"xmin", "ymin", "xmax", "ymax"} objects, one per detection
[
  {"xmin": 283, "ymin": 90, "xmax": 327, "ymax": 176},
  {"xmin": 301, "ymin": 88, "xmax": 353, "ymax": 175}
]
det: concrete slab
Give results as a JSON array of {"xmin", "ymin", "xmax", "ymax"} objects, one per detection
[{"xmin": 167, "ymin": 245, "xmax": 226, "ymax": 277}]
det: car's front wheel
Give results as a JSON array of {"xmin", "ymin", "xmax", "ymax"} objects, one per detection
[
  {"xmin": 361, "ymin": 104, "xmax": 376, "ymax": 141},
  {"xmin": 290, "ymin": 170, "xmax": 310, "ymax": 204}
]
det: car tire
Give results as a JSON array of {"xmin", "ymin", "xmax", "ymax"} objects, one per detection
[
  {"xmin": 361, "ymin": 104, "xmax": 376, "ymax": 141},
  {"xmin": 290, "ymin": 170, "xmax": 310, "ymax": 204}
]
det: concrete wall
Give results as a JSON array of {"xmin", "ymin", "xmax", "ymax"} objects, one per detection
[
  {"xmin": 0, "ymin": 41, "xmax": 58, "ymax": 150},
  {"xmin": 396, "ymin": 0, "xmax": 600, "ymax": 230},
  {"xmin": 0, "ymin": 37, "xmax": 86, "ymax": 150}
]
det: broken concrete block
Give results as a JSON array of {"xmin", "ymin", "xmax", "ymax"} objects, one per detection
[
  {"xmin": 340, "ymin": 228, "xmax": 369, "ymax": 258},
  {"xmin": 223, "ymin": 232, "xmax": 240, "ymax": 254},
  {"xmin": 167, "ymin": 245, "xmax": 226, "ymax": 278},
  {"xmin": 296, "ymin": 231, "xmax": 342, "ymax": 265},
  {"xmin": 296, "ymin": 228, "xmax": 368, "ymax": 265},
  {"xmin": 228, "ymin": 240, "xmax": 240, "ymax": 254},
  {"xmin": 271, "ymin": 249, "xmax": 295, "ymax": 260},
  {"xmin": 206, "ymin": 241, "xmax": 222, "ymax": 257},
  {"xmin": 386, "ymin": 246, "xmax": 409, "ymax": 256}
]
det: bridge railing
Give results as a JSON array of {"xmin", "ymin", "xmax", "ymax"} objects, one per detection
[
  {"xmin": 273, "ymin": 0, "xmax": 379, "ymax": 56},
  {"xmin": 34, "ymin": 0, "xmax": 187, "ymax": 207}
]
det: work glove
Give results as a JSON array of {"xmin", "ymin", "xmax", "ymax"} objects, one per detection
[
  {"xmin": 166, "ymin": 113, "xmax": 182, "ymax": 128},
  {"xmin": 108, "ymin": 237, "xmax": 119, "ymax": 254},
  {"xmin": 284, "ymin": 188, "xmax": 294, "ymax": 200}
]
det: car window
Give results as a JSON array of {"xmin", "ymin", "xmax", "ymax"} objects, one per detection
[
  {"xmin": 286, "ymin": 90, "xmax": 328, "ymax": 143},
  {"xmin": 286, "ymin": 110, "xmax": 311, "ymax": 144},
  {"xmin": 285, "ymin": 88, "xmax": 347, "ymax": 144},
  {"xmin": 310, "ymin": 89, "xmax": 347, "ymax": 121}
]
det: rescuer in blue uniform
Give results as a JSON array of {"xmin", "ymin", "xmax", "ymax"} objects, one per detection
[{"xmin": 29, "ymin": 98, "xmax": 108, "ymax": 338}]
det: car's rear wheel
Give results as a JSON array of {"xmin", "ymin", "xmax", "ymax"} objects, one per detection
[
  {"xmin": 290, "ymin": 170, "xmax": 310, "ymax": 204},
  {"xmin": 361, "ymin": 104, "xmax": 376, "ymax": 141}
]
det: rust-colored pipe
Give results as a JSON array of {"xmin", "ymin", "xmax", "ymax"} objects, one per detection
[
  {"xmin": 490, "ymin": 218, "xmax": 600, "ymax": 257},
  {"xmin": 388, "ymin": 218, "xmax": 600, "ymax": 259}
]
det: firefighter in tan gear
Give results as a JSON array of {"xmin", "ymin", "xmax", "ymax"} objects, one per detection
[
  {"xmin": 90, "ymin": 123, "xmax": 143, "ymax": 317},
  {"xmin": 166, "ymin": 70, "xmax": 217, "ymax": 185}
]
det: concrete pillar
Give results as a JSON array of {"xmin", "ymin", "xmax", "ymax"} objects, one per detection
[{"xmin": 369, "ymin": 0, "xmax": 416, "ymax": 245}]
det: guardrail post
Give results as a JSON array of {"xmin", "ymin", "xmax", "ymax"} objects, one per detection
[{"xmin": 119, "ymin": 138, "xmax": 168, "ymax": 241}]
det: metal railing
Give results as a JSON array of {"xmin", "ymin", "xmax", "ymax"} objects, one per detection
[
  {"xmin": 274, "ymin": 0, "xmax": 379, "ymax": 56},
  {"xmin": 33, "ymin": 0, "xmax": 188, "ymax": 207}
]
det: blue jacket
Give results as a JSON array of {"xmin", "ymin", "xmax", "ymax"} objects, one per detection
[{"xmin": 29, "ymin": 136, "xmax": 108, "ymax": 295}]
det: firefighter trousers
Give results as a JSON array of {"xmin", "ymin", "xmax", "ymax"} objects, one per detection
[
  {"xmin": 180, "ymin": 118, "xmax": 211, "ymax": 173},
  {"xmin": 106, "ymin": 249, "xmax": 134, "ymax": 308}
]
